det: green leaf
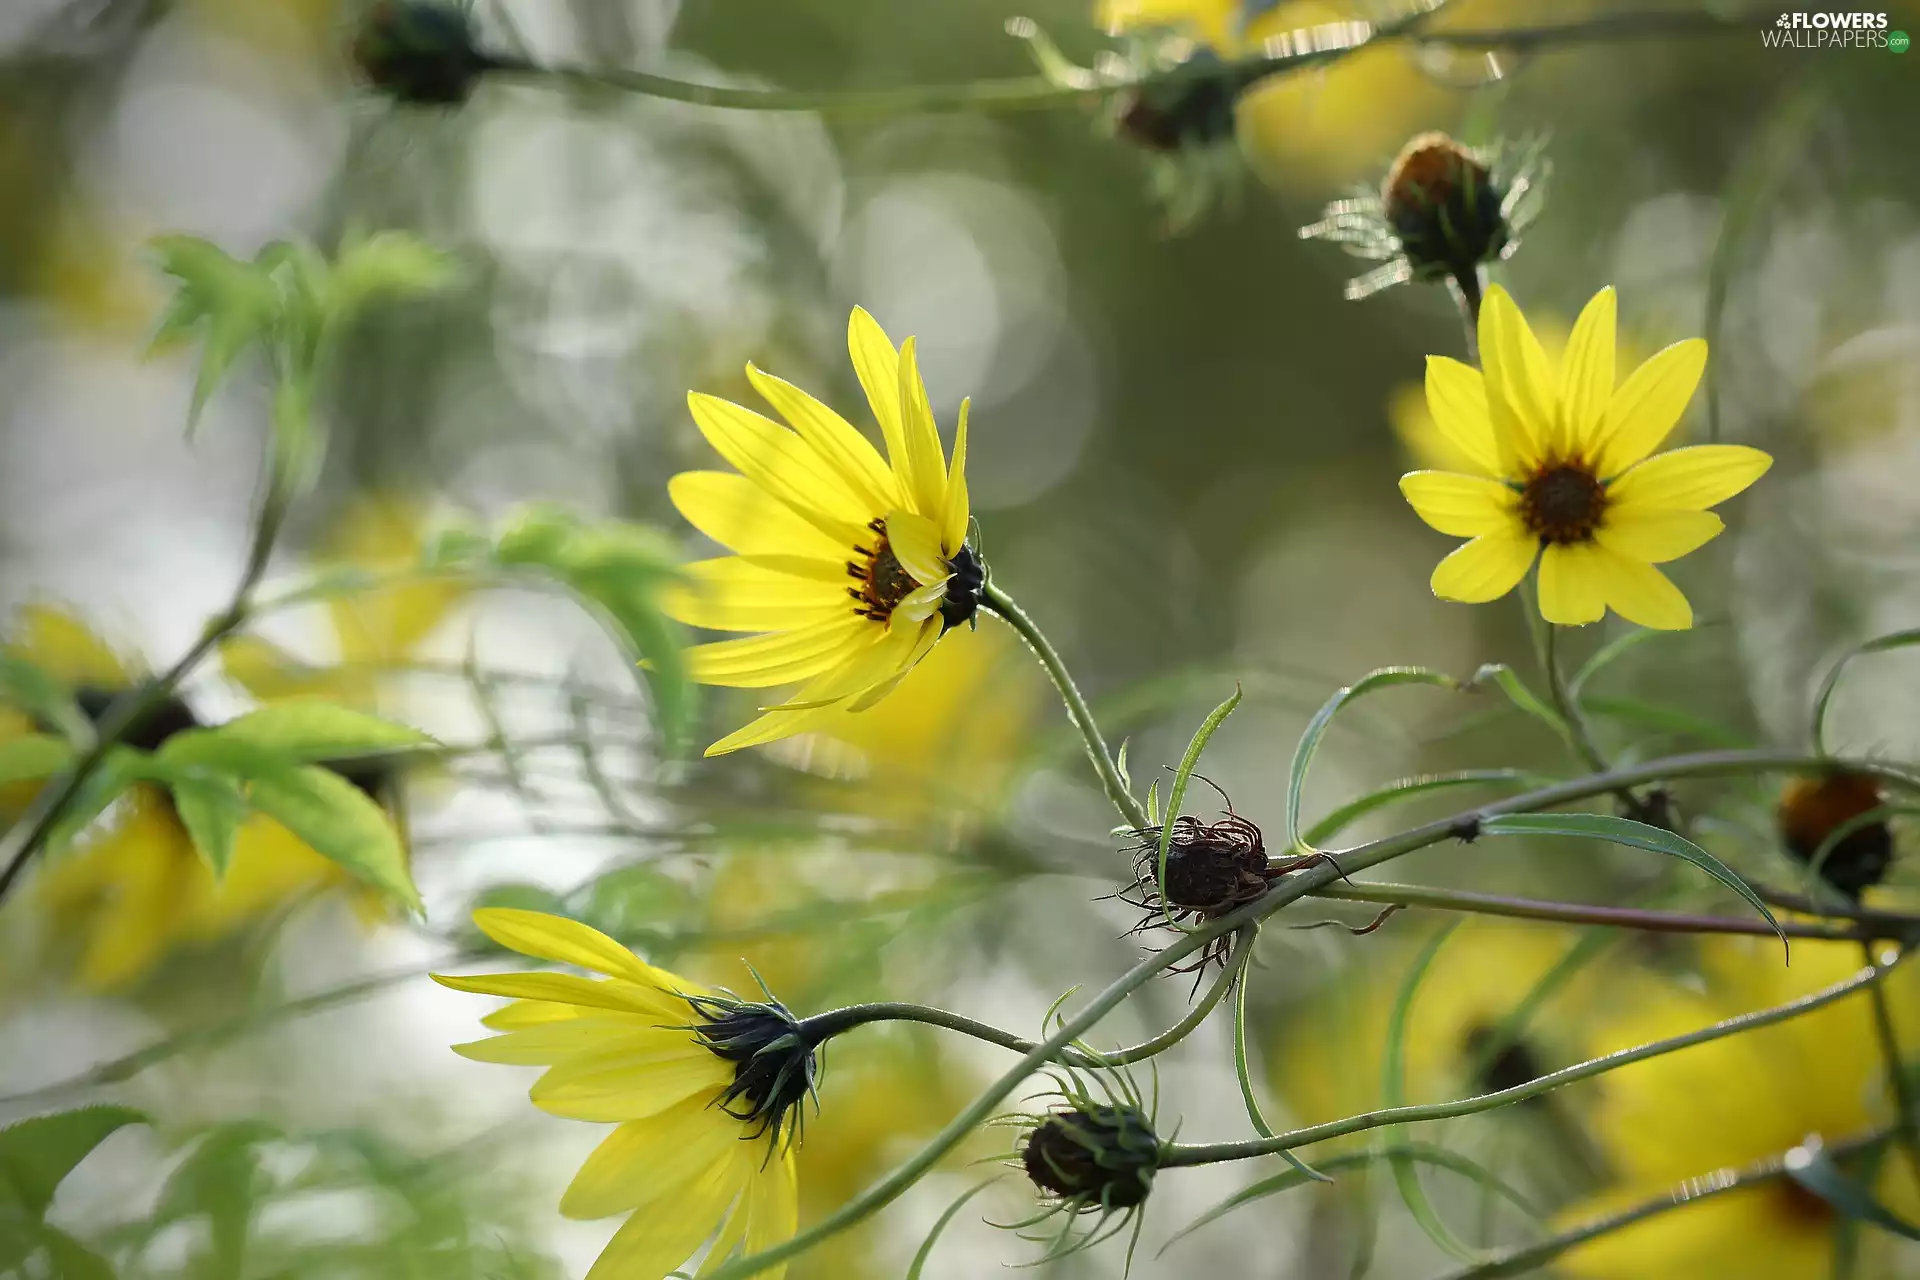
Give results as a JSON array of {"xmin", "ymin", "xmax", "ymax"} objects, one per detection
[
  {"xmin": 1785, "ymin": 1140, "xmax": 1920, "ymax": 1242},
  {"xmin": 1165, "ymin": 1142, "xmax": 1540, "ymax": 1252},
  {"xmin": 1289, "ymin": 667, "xmax": 1464, "ymax": 851},
  {"xmin": 1467, "ymin": 663, "xmax": 1572, "ymax": 746},
  {"xmin": 147, "ymin": 235, "xmax": 279, "ymax": 436},
  {"xmin": 906, "ymin": 1178, "xmax": 1001, "ymax": 1279},
  {"xmin": 1566, "ymin": 629, "xmax": 1668, "ymax": 704},
  {"xmin": 168, "ymin": 775, "xmax": 248, "ymax": 877},
  {"xmin": 215, "ymin": 702, "xmax": 433, "ymax": 762},
  {"xmin": 1581, "ymin": 695, "xmax": 1750, "ymax": 750},
  {"xmin": 1479, "ymin": 813, "xmax": 1784, "ymax": 950},
  {"xmin": 1230, "ymin": 936, "xmax": 1327, "ymax": 1183},
  {"xmin": 39, "ymin": 1225, "xmax": 117, "ymax": 1280},
  {"xmin": 154, "ymin": 1122, "xmax": 274, "ymax": 1280},
  {"xmin": 0, "ymin": 1106, "xmax": 146, "ymax": 1218},
  {"xmin": 327, "ymin": 230, "xmax": 457, "ymax": 316},
  {"xmin": 0, "ymin": 734, "xmax": 74, "ymax": 785},
  {"xmin": 1302, "ymin": 769, "xmax": 1550, "ymax": 847},
  {"xmin": 0, "ymin": 657, "xmax": 87, "ymax": 742},
  {"xmin": 43, "ymin": 747, "xmax": 152, "ymax": 850},
  {"xmin": 1813, "ymin": 628, "xmax": 1920, "ymax": 757},
  {"xmin": 244, "ymin": 764, "xmax": 420, "ymax": 912}
]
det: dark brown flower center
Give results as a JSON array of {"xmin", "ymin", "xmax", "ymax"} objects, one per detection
[
  {"xmin": 846, "ymin": 518, "xmax": 923, "ymax": 622},
  {"xmin": 1520, "ymin": 464, "xmax": 1606, "ymax": 544}
]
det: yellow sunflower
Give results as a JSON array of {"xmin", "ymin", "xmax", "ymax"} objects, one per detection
[
  {"xmin": 435, "ymin": 908, "xmax": 804, "ymax": 1280},
  {"xmin": 2, "ymin": 607, "xmax": 345, "ymax": 989},
  {"xmin": 1398, "ymin": 285, "xmax": 1772, "ymax": 630},
  {"xmin": 1557, "ymin": 934, "xmax": 1920, "ymax": 1278},
  {"xmin": 665, "ymin": 308, "xmax": 983, "ymax": 757}
]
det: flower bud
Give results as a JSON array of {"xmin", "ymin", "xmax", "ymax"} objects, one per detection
[
  {"xmin": 1111, "ymin": 55, "xmax": 1241, "ymax": 153},
  {"xmin": 352, "ymin": 1, "xmax": 495, "ymax": 107},
  {"xmin": 687, "ymin": 992, "xmax": 819, "ymax": 1146},
  {"xmin": 1380, "ymin": 132, "xmax": 1509, "ymax": 280},
  {"xmin": 1777, "ymin": 772, "xmax": 1894, "ymax": 900},
  {"xmin": 1021, "ymin": 1102, "xmax": 1159, "ymax": 1210}
]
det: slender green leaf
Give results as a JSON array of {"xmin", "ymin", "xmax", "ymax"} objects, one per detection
[
  {"xmin": 1154, "ymin": 686, "xmax": 1243, "ymax": 928},
  {"xmin": 168, "ymin": 775, "xmax": 248, "ymax": 877},
  {"xmin": 1303, "ymin": 770, "xmax": 1550, "ymax": 846},
  {"xmin": 1582, "ymin": 695, "xmax": 1750, "ymax": 750},
  {"xmin": 1231, "ymin": 937, "xmax": 1327, "ymax": 1183},
  {"xmin": 1382, "ymin": 922, "xmax": 1481, "ymax": 1263},
  {"xmin": 0, "ymin": 1106, "xmax": 147, "ymax": 1218},
  {"xmin": 216, "ymin": 701, "xmax": 433, "ymax": 761},
  {"xmin": 1290, "ymin": 667, "xmax": 1463, "ymax": 851},
  {"xmin": 1567, "ymin": 629, "xmax": 1668, "ymax": 704},
  {"xmin": 1165, "ymin": 1142, "xmax": 1540, "ymax": 1251},
  {"xmin": 1479, "ymin": 813, "xmax": 1783, "ymax": 948},
  {"xmin": 244, "ymin": 764, "xmax": 420, "ymax": 911},
  {"xmin": 327, "ymin": 229, "xmax": 457, "ymax": 318},
  {"xmin": 0, "ymin": 734, "xmax": 74, "ymax": 786},
  {"xmin": 906, "ymin": 1178, "xmax": 1001, "ymax": 1279},
  {"xmin": 1787, "ymin": 1141, "xmax": 1920, "ymax": 1241},
  {"xmin": 1467, "ymin": 663, "xmax": 1571, "ymax": 746},
  {"xmin": 1813, "ymin": 628, "xmax": 1920, "ymax": 757}
]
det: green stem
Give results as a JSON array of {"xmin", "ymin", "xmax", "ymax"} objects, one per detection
[
  {"xmin": 799, "ymin": 928, "xmax": 1251, "ymax": 1067},
  {"xmin": 1161, "ymin": 947, "xmax": 1914, "ymax": 1167},
  {"xmin": 0, "ymin": 465, "xmax": 293, "ymax": 902},
  {"xmin": 1533, "ymin": 616, "xmax": 1610, "ymax": 776},
  {"xmin": 1309, "ymin": 880, "xmax": 1876, "ymax": 941},
  {"xmin": 982, "ymin": 581, "xmax": 1149, "ymax": 830},
  {"xmin": 1861, "ymin": 939, "xmax": 1920, "ymax": 1183},
  {"xmin": 1424, "ymin": 1128, "xmax": 1892, "ymax": 1280}
]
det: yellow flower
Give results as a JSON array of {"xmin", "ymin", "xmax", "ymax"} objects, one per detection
[
  {"xmin": 435, "ymin": 908, "xmax": 803, "ymax": 1280},
  {"xmin": 1557, "ymin": 935, "xmax": 1920, "ymax": 1278},
  {"xmin": 2, "ymin": 607, "xmax": 344, "ymax": 989},
  {"xmin": 665, "ymin": 308, "xmax": 982, "ymax": 757},
  {"xmin": 1398, "ymin": 286, "xmax": 1772, "ymax": 630}
]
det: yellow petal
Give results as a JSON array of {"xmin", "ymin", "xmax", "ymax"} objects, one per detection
[
  {"xmin": 532, "ymin": 1043, "xmax": 729, "ymax": 1122},
  {"xmin": 703, "ymin": 630, "xmax": 914, "ymax": 755},
  {"xmin": 1422, "ymin": 357, "xmax": 1502, "ymax": 478},
  {"xmin": 586, "ymin": 1156, "xmax": 743, "ymax": 1280},
  {"xmin": 891, "ymin": 581, "xmax": 949, "ymax": 628},
  {"xmin": 847, "ymin": 307, "xmax": 911, "ymax": 490},
  {"xmin": 941, "ymin": 397, "xmax": 972, "ymax": 553},
  {"xmin": 452, "ymin": 1019, "xmax": 666, "ymax": 1065},
  {"xmin": 8, "ymin": 605, "xmax": 132, "ymax": 687},
  {"xmin": 745, "ymin": 363, "xmax": 900, "ymax": 514},
  {"xmin": 683, "ymin": 616, "xmax": 876, "ymax": 689},
  {"xmin": 481, "ymin": 998, "xmax": 585, "ymax": 1030},
  {"xmin": 562, "ymin": 1094, "xmax": 741, "ymax": 1220},
  {"xmin": 1398, "ymin": 471, "xmax": 1516, "ymax": 537},
  {"xmin": 1430, "ymin": 526, "xmax": 1538, "ymax": 604},
  {"xmin": 742, "ymin": 1148, "xmax": 799, "ymax": 1263},
  {"xmin": 1537, "ymin": 543, "xmax": 1607, "ymax": 626},
  {"xmin": 1559, "ymin": 287, "xmax": 1616, "ymax": 453},
  {"xmin": 884, "ymin": 509, "xmax": 948, "ymax": 585},
  {"xmin": 846, "ymin": 617, "xmax": 942, "ymax": 712},
  {"xmin": 704, "ymin": 703, "xmax": 835, "ymax": 757},
  {"xmin": 469, "ymin": 907, "xmax": 679, "ymax": 987},
  {"xmin": 1608, "ymin": 445, "xmax": 1772, "ymax": 511},
  {"xmin": 1595, "ymin": 506, "xmax": 1724, "ymax": 564},
  {"xmin": 662, "ymin": 559, "xmax": 848, "ymax": 634},
  {"xmin": 669, "ymin": 472, "xmax": 849, "ymax": 561},
  {"xmin": 895, "ymin": 337, "xmax": 950, "ymax": 520},
  {"xmin": 1477, "ymin": 285, "xmax": 1552, "ymax": 470},
  {"xmin": 217, "ymin": 636, "xmax": 343, "ymax": 703},
  {"xmin": 1593, "ymin": 339, "xmax": 1709, "ymax": 476},
  {"xmin": 687, "ymin": 393, "xmax": 871, "ymax": 539},
  {"xmin": 431, "ymin": 970, "xmax": 688, "ymax": 1020},
  {"xmin": 1592, "ymin": 550, "xmax": 1693, "ymax": 630}
]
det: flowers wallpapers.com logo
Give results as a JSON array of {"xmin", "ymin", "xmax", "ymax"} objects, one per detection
[{"xmin": 1764, "ymin": 11, "xmax": 1904, "ymax": 48}]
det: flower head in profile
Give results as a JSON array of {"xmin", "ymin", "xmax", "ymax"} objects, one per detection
[
  {"xmin": 1399, "ymin": 286, "xmax": 1773, "ymax": 630},
  {"xmin": 436, "ymin": 908, "xmax": 807, "ymax": 1280},
  {"xmin": 1002, "ymin": 1060, "xmax": 1162, "ymax": 1267},
  {"xmin": 666, "ymin": 308, "xmax": 983, "ymax": 757}
]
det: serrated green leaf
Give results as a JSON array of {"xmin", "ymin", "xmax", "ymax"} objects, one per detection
[
  {"xmin": 0, "ymin": 734, "xmax": 74, "ymax": 786},
  {"xmin": 216, "ymin": 701, "xmax": 432, "ymax": 762},
  {"xmin": 328, "ymin": 230, "xmax": 457, "ymax": 318},
  {"xmin": 147, "ymin": 235, "xmax": 279, "ymax": 437},
  {"xmin": 1479, "ymin": 813, "xmax": 1783, "ymax": 949},
  {"xmin": 244, "ymin": 764, "xmax": 419, "ymax": 912},
  {"xmin": 1289, "ymin": 667, "xmax": 1464, "ymax": 851},
  {"xmin": 1813, "ymin": 628, "xmax": 1920, "ymax": 757},
  {"xmin": 168, "ymin": 775, "xmax": 248, "ymax": 877},
  {"xmin": 0, "ymin": 1106, "xmax": 146, "ymax": 1218}
]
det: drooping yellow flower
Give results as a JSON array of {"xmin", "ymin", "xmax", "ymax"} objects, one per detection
[
  {"xmin": 1557, "ymin": 934, "xmax": 1920, "ymax": 1278},
  {"xmin": 1399, "ymin": 286, "xmax": 1772, "ymax": 630},
  {"xmin": 435, "ymin": 908, "xmax": 804, "ymax": 1280},
  {"xmin": 665, "ymin": 308, "xmax": 983, "ymax": 757},
  {"xmin": 2, "ymin": 607, "xmax": 345, "ymax": 989}
]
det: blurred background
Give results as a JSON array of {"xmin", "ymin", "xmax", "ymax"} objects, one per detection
[{"xmin": 2, "ymin": 0, "xmax": 1919, "ymax": 1276}]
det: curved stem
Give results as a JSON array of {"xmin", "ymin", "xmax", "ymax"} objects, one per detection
[
  {"xmin": 800, "ymin": 929, "xmax": 1251, "ymax": 1067},
  {"xmin": 1861, "ymin": 939, "xmax": 1920, "ymax": 1182},
  {"xmin": 0, "ymin": 462, "xmax": 293, "ymax": 902},
  {"xmin": 982, "ymin": 581, "xmax": 1149, "ymax": 830},
  {"xmin": 1309, "ymin": 880, "xmax": 1877, "ymax": 941},
  {"xmin": 1161, "ymin": 947, "xmax": 1913, "ymax": 1167}
]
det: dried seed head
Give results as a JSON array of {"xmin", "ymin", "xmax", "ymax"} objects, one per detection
[
  {"xmin": 1777, "ymin": 772, "xmax": 1894, "ymax": 900},
  {"xmin": 352, "ymin": 1, "xmax": 495, "ymax": 107},
  {"xmin": 1123, "ymin": 805, "xmax": 1272, "ymax": 975},
  {"xmin": 1379, "ymin": 132, "xmax": 1509, "ymax": 279},
  {"xmin": 1021, "ymin": 1103, "xmax": 1159, "ymax": 1210}
]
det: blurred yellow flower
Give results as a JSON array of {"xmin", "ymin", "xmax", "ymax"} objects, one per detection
[
  {"xmin": 1557, "ymin": 934, "xmax": 1920, "ymax": 1278},
  {"xmin": 664, "ymin": 308, "xmax": 983, "ymax": 757},
  {"xmin": 1399, "ymin": 286, "xmax": 1771, "ymax": 629},
  {"xmin": 436, "ymin": 908, "xmax": 803, "ymax": 1280},
  {"xmin": 2, "ymin": 606, "xmax": 345, "ymax": 989}
]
